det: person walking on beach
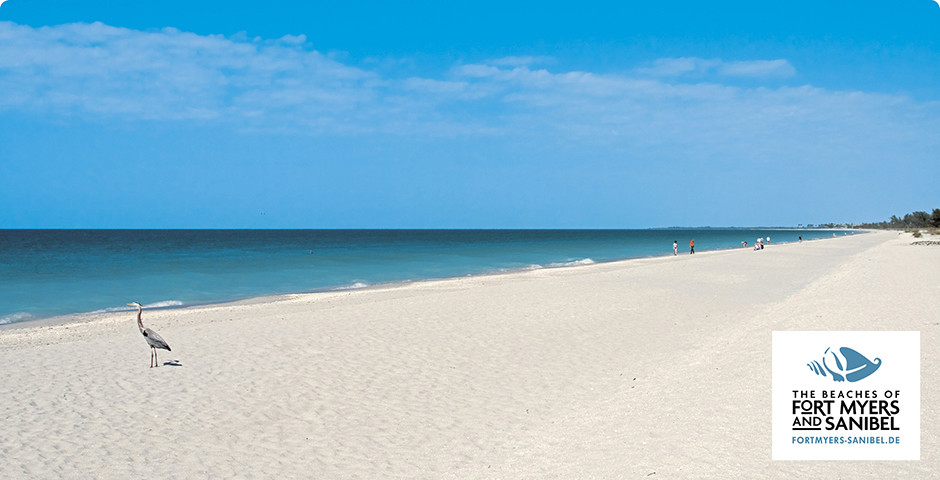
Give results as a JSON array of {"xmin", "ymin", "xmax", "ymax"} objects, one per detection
[
  {"xmin": 673, "ymin": 241, "xmax": 678, "ymax": 256},
  {"xmin": 689, "ymin": 239, "xmax": 695, "ymax": 254}
]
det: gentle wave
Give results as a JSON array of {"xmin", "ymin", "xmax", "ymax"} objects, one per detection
[
  {"xmin": 0, "ymin": 312, "xmax": 34, "ymax": 325},
  {"xmin": 517, "ymin": 258, "xmax": 595, "ymax": 271},
  {"xmin": 89, "ymin": 300, "xmax": 184, "ymax": 315},
  {"xmin": 336, "ymin": 282, "xmax": 370, "ymax": 290},
  {"xmin": 545, "ymin": 258, "xmax": 595, "ymax": 268},
  {"xmin": 145, "ymin": 300, "xmax": 185, "ymax": 309}
]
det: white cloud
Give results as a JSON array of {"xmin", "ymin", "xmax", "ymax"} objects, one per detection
[
  {"xmin": 0, "ymin": 21, "xmax": 375, "ymax": 126},
  {"xmin": 0, "ymin": 20, "xmax": 936, "ymax": 163},
  {"xmin": 278, "ymin": 33, "xmax": 307, "ymax": 45},
  {"xmin": 488, "ymin": 55, "xmax": 554, "ymax": 67},
  {"xmin": 719, "ymin": 59, "xmax": 796, "ymax": 77},
  {"xmin": 455, "ymin": 64, "xmax": 502, "ymax": 78},
  {"xmin": 639, "ymin": 57, "xmax": 796, "ymax": 78},
  {"xmin": 638, "ymin": 57, "xmax": 721, "ymax": 76}
]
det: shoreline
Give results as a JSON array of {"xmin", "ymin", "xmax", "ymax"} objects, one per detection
[
  {"xmin": 0, "ymin": 231, "xmax": 858, "ymax": 331},
  {"xmin": 1, "ymin": 229, "xmax": 936, "ymax": 478}
]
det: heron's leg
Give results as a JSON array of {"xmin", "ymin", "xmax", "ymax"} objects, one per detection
[
  {"xmin": 154, "ymin": 348, "xmax": 159, "ymax": 367},
  {"xmin": 150, "ymin": 347, "xmax": 155, "ymax": 368}
]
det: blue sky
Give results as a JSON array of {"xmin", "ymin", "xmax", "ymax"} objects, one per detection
[{"xmin": 1, "ymin": 1, "xmax": 938, "ymax": 228}]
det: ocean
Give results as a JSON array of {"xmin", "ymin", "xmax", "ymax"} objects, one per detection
[{"xmin": 0, "ymin": 229, "xmax": 854, "ymax": 324}]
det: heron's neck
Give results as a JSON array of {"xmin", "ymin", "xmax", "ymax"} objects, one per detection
[{"xmin": 136, "ymin": 308, "xmax": 144, "ymax": 333}]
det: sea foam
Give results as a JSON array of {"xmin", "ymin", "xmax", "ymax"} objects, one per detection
[
  {"xmin": 0, "ymin": 312, "xmax": 34, "ymax": 325},
  {"xmin": 89, "ymin": 300, "xmax": 184, "ymax": 315},
  {"xmin": 545, "ymin": 258, "xmax": 595, "ymax": 268}
]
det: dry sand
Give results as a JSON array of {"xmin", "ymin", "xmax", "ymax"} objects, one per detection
[{"xmin": 1, "ymin": 230, "xmax": 937, "ymax": 479}]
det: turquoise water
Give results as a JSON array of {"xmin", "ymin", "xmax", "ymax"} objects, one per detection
[{"xmin": 0, "ymin": 229, "xmax": 854, "ymax": 324}]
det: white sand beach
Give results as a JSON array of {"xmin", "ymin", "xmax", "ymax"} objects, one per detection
[{"xmin": 1, "ymin": 230, "xmax": 937, "ymax": 479}]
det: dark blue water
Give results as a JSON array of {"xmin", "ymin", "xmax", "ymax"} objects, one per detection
[{"xmin": 0, "ymin": 229, "xmax": 853, "ymax": 324}]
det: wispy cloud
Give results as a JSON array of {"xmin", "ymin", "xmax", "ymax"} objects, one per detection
[
  {"xmin": 638, "ymin": 57, "xmax": 796, "ymax": 78},
  {"xmin": 0, "ymin": 21, "xmax": 377, "ymax": 127},
  {"xmin": 488, "ymin": 55, "xmax": 554, "ymax": 67},
  {"xmin": 0, "ymin": 20, "xmax": 936, "ymax": 163},
  {"xmin": 719, "ymin": 59, "xmax": 796, "ymax": 77}
]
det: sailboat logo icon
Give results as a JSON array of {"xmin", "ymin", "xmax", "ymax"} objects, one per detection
[{"xmin": 807, "ymin": 346, "xmax": 882, "ymax": 383}]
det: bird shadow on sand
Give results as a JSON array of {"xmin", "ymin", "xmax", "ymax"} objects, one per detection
[{"xmin": 162, "ymin": 360, "xmax": 183, "ymax": 367}]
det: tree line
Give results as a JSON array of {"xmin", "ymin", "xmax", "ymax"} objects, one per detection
[{"xmin": 809, "ymin": 208, "xmax": 940, "ymax": 229}]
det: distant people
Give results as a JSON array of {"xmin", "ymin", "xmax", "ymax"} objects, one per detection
[
  {"xmin": 742, "ymin": 241, "xmax": 747, "ymax": 248},
  {"xmin": 673, "ymin": 241, "xmax": 678, "ymax": 256},
  {"xmin": 798, "ymin": 236, "xmax": 802, "ymax": 243},
  {"xmin": 690, "ymin": 239, "xmax": 695, "ymax": 254},
  {"xmin": 766, "ymin": 236, "xmax": 771, "ymax": 244}
]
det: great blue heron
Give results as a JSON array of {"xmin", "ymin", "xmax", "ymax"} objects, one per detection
[{"xmin": 128, "ymin": 302, "xmax": 171, "ymax": 368}]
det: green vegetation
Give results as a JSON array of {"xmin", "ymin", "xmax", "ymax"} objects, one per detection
[{"xmin": 811, "ymin": 208, "xmax": 940, "ymax": 230}]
